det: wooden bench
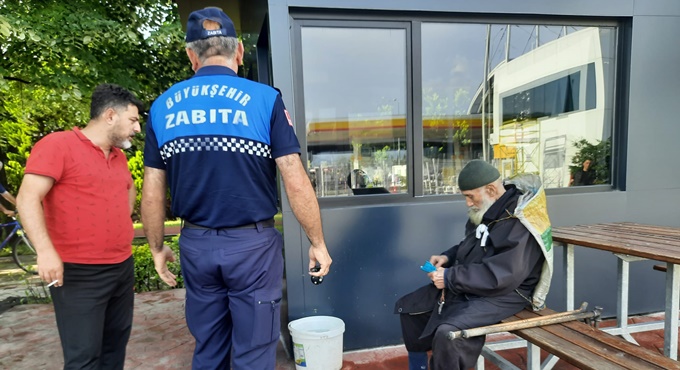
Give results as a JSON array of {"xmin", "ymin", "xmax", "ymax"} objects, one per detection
[
  {"xmin": 552, "ymin": 222, "xmax": 680, "ymax": 358},
  {"xmin": 479, "ymin": 308, "xmax": 680, "ymax": 370}
]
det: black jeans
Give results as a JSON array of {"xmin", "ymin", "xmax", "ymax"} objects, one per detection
[{"xmin": 50, "ymin": 256, "xmax": 134, "ymax": 370}]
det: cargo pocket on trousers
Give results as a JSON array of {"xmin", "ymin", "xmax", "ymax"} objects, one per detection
[{"xmin": 252, "ymin": 290, "xmax": 282, "ymax": 346}]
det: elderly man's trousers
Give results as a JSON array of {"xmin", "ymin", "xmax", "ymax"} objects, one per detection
[{"xmin": 400, "ymin": 312, "xmax": 485, "ymax": 370}]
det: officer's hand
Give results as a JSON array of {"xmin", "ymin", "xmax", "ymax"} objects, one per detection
[
  {"xmin": 151, "ymin": 244, "xmax": 177, "ymax": 287},
  {"xmin": 309, "ymin": 243, "xmax": 332, "ymax": 277}
]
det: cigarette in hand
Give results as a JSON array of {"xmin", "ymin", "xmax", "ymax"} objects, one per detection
[{"xmin": 47, "ymin": 280, "xmax": 59, "ymax": 288}]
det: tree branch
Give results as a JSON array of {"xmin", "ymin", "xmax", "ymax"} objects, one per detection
[{"xmin": 3, "ymin": 76, "xmax": 31, "ymax": 84}]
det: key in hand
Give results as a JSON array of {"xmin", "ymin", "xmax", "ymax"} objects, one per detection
[{"xmin": 310, "ymin": 266, "xmax": 323, "ymax": 285}]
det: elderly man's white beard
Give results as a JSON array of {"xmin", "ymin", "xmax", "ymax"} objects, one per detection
[{"xmin": 468, "ymin": 194, "xmax": 495, "ymax": 226}]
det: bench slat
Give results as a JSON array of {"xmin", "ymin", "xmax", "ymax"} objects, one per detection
[
  {"xmin": 554, "ymin": 227, "xmax": 680, "ymax": 249},
  {"xmin": 587, "ymin": 225, "xmax": 680, "ymax": 242},
  {"xmin": 552, "ymin": 229, "xmax": 680, "ymax": 264},
  {"xmin": 553, "ymin": 227, "xmax": 680, "ymax": 250},
  {"xmin": 553, "ymin": 228, "xmax": 680, "ymax": 250},
  {"xmin": 505, "ymin": 319, "xmax": 629, "ymax": 370},
  {"xmin": 597, "ymin": 223, "xmax": 680, "ymax": 238},
  {"xmin": 561, "ymin": 320, "xmax": 680, "ymax": 370},
  {"xmin": 513, "ymin": 310, "xmax": 678, "ymax": 370},
  {"xmin": 554, "ymin": 224, "xmax": 680, "ymax": 241}
]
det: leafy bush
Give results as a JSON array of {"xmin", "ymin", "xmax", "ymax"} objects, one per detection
[
  {"xmin": 127, "ymin": 150, "xmax": 144, "ymax": 220},
  {"xmin": 132, "ymin": 235, "xmax": 184, "ymax": 293}
]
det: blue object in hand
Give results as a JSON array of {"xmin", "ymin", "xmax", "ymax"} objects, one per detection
[{"xmin": 420, "ymin": 261, "xmax": 436, "ymax": 273}]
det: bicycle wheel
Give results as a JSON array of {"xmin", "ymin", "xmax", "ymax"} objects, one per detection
[{"xmin": 12, "ymin": 234, "xmax": 38, "ymax": 274}]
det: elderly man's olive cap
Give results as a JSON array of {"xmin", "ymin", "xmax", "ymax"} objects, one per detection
[{"xmin": 458, "ymin": 160, "xmax": 501, "ymax": 191}]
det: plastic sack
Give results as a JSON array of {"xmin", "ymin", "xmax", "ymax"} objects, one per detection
[{"xmin": 506, "ymin": 174, "xmax": 553, "ymax": 311}]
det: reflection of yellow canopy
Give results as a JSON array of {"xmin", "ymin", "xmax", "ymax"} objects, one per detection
[
  {"xmin": 307, "ymin": 118, "xmax": 405, "ymax": 145},
  {"xmin": 493, "ymin": 144, "xmax": 517, "ymax": 159},
  {"xmin": 306, "ymin": 116, "xmax": 485, "ymax": 146}
]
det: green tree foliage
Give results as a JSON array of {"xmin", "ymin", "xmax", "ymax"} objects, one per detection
[
  {"xmin": 0, "ymin": 0, "xmax": 192, "ymax": 198},
  {"xmin": 127, "ymin": 150, "xmax": 144, "ymax": 219},
  {"xmin": 1, "ymin": 0, "xmax": 190, "ymax": 95}
]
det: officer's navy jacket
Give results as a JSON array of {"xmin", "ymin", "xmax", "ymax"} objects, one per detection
[{"xmin": 145, "ymin": 66, "xmax": 300, "ymax": 228}]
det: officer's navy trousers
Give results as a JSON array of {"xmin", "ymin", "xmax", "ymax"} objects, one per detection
[{"xmin": 180, "ymin": 224, "xmax": 283, "ymax": 370}]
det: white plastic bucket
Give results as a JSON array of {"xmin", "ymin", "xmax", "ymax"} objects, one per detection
[{"xmin": 288, "ymin": 316, "xmax": 345, "ymax": 370}]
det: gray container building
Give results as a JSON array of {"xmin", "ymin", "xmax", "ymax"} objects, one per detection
[{"xmin": 176, "ymin": 0, "xmax": 680, "ymax": 350}]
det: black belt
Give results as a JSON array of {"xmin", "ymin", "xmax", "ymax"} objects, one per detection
[{"xmin": 182, "ymin": 219, "xmax": 275, "ymax": 230}]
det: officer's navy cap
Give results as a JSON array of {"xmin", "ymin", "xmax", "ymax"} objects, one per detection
[{"xmin": 185, "ymin": 7, "xmax": 237, "ymax": 42}]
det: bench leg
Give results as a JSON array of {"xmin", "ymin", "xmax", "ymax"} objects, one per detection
[
  {"xmin": 541, "ymin": 354, "xmax": 559, "ymax": 370},
  {"xmin": 665, "ymin": 263, "xmax": 679, "ymax": 359},
  {"xmin": 479, "ymin": 346, "xmax": 519, "ymax": 370},
  {"xmin": 616, "ymin": 257, "xmax": 639, "ymax": 344},
  {"xmin": 528, "ymin": 347, "xmax": 560, "ymax": 370},
  {"xmin": 475, "ymin": 354, "xmax": 485, "ymax": 370},
  {"xmin": 563, "ymin": 244, "xmax": 574, "ymax": 311},
  {"xmin": 527, "ymin": 342, "xmax": 541, "ymax": 370}
]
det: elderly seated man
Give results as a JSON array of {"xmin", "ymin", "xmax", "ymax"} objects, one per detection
[{"xmin": 395, "ymin": 160, "xmax": 551, "ymax": 370}]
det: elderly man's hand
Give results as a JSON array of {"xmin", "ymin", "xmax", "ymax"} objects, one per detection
[
  {"xmin": 429, "ymin": 267, "xmax": 446, "ymax": 289},
  {"xmin": 430, "ymin": 255, "xmax": 449, "ymax": 268}
]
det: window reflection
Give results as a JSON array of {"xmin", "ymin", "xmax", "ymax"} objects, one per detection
[
  {"xmin": 421, "ymin": 23, "xmax": 488, "ymax": 195},
  {"xmin": 297, "ymin": 21, "xmax": 616, "ymax": 198},
  {"xmin": 301, "ymin": 27, "xmax": 408, "ymax": 197},
  {"xmin": 422, "ymin": 23, "xmax": 615, "ymax": 192}
]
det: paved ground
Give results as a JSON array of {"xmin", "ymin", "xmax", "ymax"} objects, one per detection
[
  {"xmin": 0, "ymin": 289, "xmax": 293, "ymax": 370},
  {"xmin": 0, "ymin": 255, "xmax": 674, "ymax": 369},
  {"xmin": 0, "ymin": 285, "xmax": 672, "ymax": 370},
  {"xmin": 0, "ymin": 288, "xmax": 412, "ymax": 369},
  {"xmin": 0, "ymin": 257, "xmax": 45, "ymax": 311}
]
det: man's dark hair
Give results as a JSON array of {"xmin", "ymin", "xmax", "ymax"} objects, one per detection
[{"xmin": 90, "ymin": 83, "xmax": 144, "ymax": 120}]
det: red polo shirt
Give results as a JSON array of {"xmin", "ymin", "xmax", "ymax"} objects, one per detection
[{"xmin": 24, "ymin": 128, "xmax": 134, "ymax": 264}]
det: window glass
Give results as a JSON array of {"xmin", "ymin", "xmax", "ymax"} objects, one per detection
[
  {"xmin": 301, "ymin": 27, "xmax": 407, "ymax": 197},
  {"xmin": 422, "ymin": 23, "xmax": 616, "ymax": 192}
]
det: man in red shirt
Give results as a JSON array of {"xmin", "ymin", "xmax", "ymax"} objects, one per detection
[{"xmin": 16, "ymin": 84, "xmax": 142, "ymax": 370}]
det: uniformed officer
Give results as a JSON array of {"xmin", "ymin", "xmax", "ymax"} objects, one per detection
[{"xmin": 141, "ymin": 7, "xmax": 332, "ymax": 369}]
